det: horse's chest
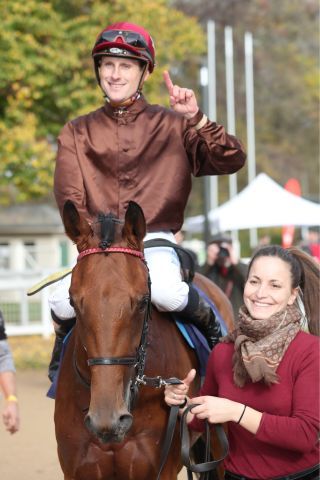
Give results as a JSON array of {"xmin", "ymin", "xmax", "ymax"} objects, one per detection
[{"xmin": 82, "ymin": 437, "xmax": 159, "ymax": 480}]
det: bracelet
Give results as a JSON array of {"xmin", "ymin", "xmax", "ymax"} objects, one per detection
[
  {"xmin": 237, "ymin": 404, "xmax": 246, "ymax": 424},
  {"xmin": 194, "ymin": 114, "xmax": 208, "ymax": 131},
  {"xmin": 6, "ymin": 395, "xmax": 18, "ymax": 403},
  {"xmin": 179, "ymin": 397, "xmax": 188, "ymax": 409}
]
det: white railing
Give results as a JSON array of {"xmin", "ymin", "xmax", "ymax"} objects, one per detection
[{"xmin": 0, "ymin": 271, "xmax": 55, "ymax": 338}]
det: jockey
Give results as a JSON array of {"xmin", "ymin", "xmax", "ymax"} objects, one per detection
[{"xmin": 48, "ymin": 21, "xmax": 246, "ymax": 381}]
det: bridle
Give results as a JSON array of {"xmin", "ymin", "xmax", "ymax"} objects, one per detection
[
  {"xmin": 76, "ymin": 246, "xmax": 152, "ymax": 407},
  {"xmin": 75, "ymin": 246, "xmax": 186, "ymax": 393}
]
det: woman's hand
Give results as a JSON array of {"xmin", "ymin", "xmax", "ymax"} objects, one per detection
[
  {"xmin": 189, "ymin": 395, "xmax": 244, "ymax": 424},
  {"xmin": 163, "ymin": 71, "xmax": 199, "ymax": 119},
  {"xmin": 164, "ymin": 368, "xmax": 196, "ymax": 407}
]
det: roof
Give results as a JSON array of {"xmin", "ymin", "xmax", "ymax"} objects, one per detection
[
  {"xmin": 0, "ymin": 204, "xmax": 64, "ymax": 235},
  {"xmin": 185, "ymin": 173, "xmax": 320, "ymax": 233}
]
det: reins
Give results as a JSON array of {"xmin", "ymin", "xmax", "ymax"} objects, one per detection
[
  {"xmin": 180, "ymin": 405, "xmax": 229, "ymax": 480},
  {"xmin": 155, "ymin": 390, "xmax": 229, "ymax": 480}
]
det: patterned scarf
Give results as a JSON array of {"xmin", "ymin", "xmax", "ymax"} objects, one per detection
[{"xmin": 227, "ymin": 304, "xmax": 301, "ymax": 387}]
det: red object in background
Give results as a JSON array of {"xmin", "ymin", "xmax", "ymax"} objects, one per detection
[{"xmin": 282, "ymin": 178, "xmax": 302, "ymax": 248}]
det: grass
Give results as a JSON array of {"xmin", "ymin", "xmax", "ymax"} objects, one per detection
[{"xmin": 8, "ymin": 335, "xmax": 54, "ymax": 370}]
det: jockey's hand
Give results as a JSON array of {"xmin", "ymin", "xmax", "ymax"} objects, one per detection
[
  {"xmin": 164, "ymin": 368, "xmax": 196, "ymax": 407},
  {"xmin": 163, "ymin": 71, "xmax": 199, "ymax": 120}
]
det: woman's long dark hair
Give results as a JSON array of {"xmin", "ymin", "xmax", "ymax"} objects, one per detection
[{"xmin": 248, "ymin": 245, "xmax": 320, "ymax": 336}]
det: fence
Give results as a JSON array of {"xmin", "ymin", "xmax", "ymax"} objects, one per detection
[{"xmin": 0, "ymin": 271, "xmax": 54, "ymax": 338}]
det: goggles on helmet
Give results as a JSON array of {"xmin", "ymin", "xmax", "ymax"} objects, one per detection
[
  {"xmin": 95, "ymin": 30, "xmax": 149, "ymax": 50},
  {"xmin": 93, "ymin": 29, "xmax": 154, "ymax": 70}
]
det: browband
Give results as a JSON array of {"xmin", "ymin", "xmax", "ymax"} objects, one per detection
[{"xmin": 77, "ymin": 247, "xmax": 144, "ymax": 262}]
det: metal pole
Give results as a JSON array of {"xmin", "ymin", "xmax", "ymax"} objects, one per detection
[
  {"xmin": 245, "ymin": 32, "xmax": 258, "ymax": 248},
  {"xmin": 200, "ymin": 66, "xmax": 211, "ymax": 246},
  {"xmin": 207, "ymin": 20, "xmax": 218, "ymax": 215},
  {"xmin": 200, "ymin": 66, "xmax": 210, "ymax": 245},
  {"xmin": 225, "ymin": 26, "xmax": 239, "ymax": 245}
]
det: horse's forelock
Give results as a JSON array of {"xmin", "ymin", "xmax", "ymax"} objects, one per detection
[{"xmin": 97, "ymin": 212, "xmax": 120, "ymax": 249}]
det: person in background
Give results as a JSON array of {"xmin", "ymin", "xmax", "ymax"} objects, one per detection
[
  {"xmin": 299, "ymin": 227, "xmax": 320, "ymax": 262},
  {"xmin": 201, "ymin": 234, "xmax": 247, "ymax": 319},
  {"xmin": 165, "ymin": 245, "xmax": 320, "ymax": 480},
  {"xmin": 0, "ymin": 309, "xmax": 20, "ymax": 434},
  {"xmin": 48, "ymin": 21, "xmax": 246, "ymax": 380},
  {"xmin": 257, "ymin": 234, "xmax": 271, "ymax": 248},
  {"xmin": 252, "ymin": 234, "xmax": 272, "ymax": 255}
]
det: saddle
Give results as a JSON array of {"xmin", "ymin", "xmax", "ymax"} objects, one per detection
[{"xmin": 144, "ymin": 238, "xmax": 196, "ymax": 284}]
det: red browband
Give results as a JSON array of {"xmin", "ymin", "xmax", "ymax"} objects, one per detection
[{"xmin": 77, "ymin": 247, "xmax": 145, "ymax": 262}]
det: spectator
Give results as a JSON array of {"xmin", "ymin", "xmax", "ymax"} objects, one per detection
[
  {"xmin": 299, "ymin": 227, "xmax": 320, "ymax": 262},
  {"xmin": 201, "ymin": 234, "xmax": 247, "ymax": 319},
  {"xmin": 0, "ymin": 310, "xmax": 20, "ymax": 434}
]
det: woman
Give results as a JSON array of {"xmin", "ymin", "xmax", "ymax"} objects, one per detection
[{"xmin": 165, "ymin": 246, "xmax": 319, "ymax": 480}]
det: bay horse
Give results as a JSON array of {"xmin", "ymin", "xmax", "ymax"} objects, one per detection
[{"xmin": 54, "ymin": 200, "xmax": 234, "ymax": 480}]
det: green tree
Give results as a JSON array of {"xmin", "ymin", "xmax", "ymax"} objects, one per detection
[{"xmin": 0, "ymin": 0, "xmax": 205, "ymax": 204}]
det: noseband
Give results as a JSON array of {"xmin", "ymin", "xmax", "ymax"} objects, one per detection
[{"xmin": 76, "ymin": 246, "xmax": 151, "ymax": 404}]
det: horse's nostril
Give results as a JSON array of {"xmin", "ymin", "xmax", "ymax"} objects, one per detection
[
  {"xmin": 84, "ymin": 414, "xmax": 91, "ymax": 430},
  {"xmin": 119, "ymin": 413, "xmax": 133, "ymax": 432}
]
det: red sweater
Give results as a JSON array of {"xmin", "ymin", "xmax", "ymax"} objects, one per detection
[{"xmin": 189, "ymin": 331, "xmax": 319, "ymax": 479}]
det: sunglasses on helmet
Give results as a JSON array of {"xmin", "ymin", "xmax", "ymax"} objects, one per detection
[{"xmin": 96, "ymin": 30, "xmax": 149, "ymax": 50}]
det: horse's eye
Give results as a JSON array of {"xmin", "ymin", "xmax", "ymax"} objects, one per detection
[{"xmin": 138, "ymin": 295, "xmax": 150, "ymax": 312}]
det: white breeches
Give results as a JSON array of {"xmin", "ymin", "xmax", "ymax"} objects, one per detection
[{"xmin": 48, "ymin": 231, "xmax": 190, "ymax": 321}]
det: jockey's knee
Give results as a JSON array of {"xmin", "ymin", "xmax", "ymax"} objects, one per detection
[
  {"xmin": 48, "ymin": 277, "xmax": 75, "ymax": 322},
  {"xmin": 49, "ymin": 293, "xmax": 75, "ymax": 318},
  {"xmin": 151, "ymin": 281, "xmax": 189, "ymax": 312}
]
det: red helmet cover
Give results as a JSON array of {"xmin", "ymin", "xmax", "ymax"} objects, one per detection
[{"xmin": 92, "ymin": 22, "xmax": 155, "ymax": 73}]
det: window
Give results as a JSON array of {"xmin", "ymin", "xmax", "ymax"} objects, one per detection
[
  {"xmin": 60, "ymin": 240, "xmax": 69, "ymax": 267},
  {"xmin": 24, "ymin": 242, "xmax": 37, "ymax": 269},
  {"xmin": 0, "ymin": 243, "xmax": 10, "ymax": 269}
]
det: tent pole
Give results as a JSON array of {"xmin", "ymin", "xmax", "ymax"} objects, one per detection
[
  {"xmin": 225, "ymin": 26, "xmax": 239, "ymax": 248},
  {"xmin": 245, "ymin": 32, "xmax": 258, "ymax": 248}
]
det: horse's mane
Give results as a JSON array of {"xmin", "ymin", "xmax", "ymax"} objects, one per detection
[{"xmin": 97, "ymin": 212, "xmax": 123, "ymax": 249}]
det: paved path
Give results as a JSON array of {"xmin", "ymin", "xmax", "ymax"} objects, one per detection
[{"xmin": 0, "ymin": 370, "xmax": 189, "ymax": 479}]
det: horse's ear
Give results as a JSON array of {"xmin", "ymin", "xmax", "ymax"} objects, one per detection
[
  {"xmin": 62, "ymin": 200, "xmax": 91, "ymax": 244},
  {"xmin": 122, "ymin": 201, "xmax": 146, "ymax": 249}
]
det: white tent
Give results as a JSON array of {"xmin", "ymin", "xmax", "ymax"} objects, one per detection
[{"xmin": 185, "ymin": 173, "xmax": 320, "ymax": 233}]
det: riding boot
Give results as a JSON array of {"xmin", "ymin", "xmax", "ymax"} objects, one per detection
[
  {"xmin": 48, "ymin": 311, "xmax": 75, "ymax": 382},
  {"xmin": 178, "ymin": 286, "xmax": 222, "ymax": 349}
]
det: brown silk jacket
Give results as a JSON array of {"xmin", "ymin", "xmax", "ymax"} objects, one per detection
[{"xmin": 54, "ymin": 96, "xmax": 246, "ymax": 232}]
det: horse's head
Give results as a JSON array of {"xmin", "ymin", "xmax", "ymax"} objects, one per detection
[{"xmin": 62, "ymin": 200, "xmax": 150, "ymax": 443}]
